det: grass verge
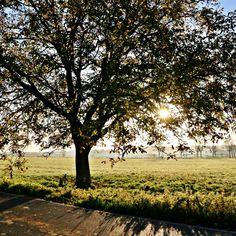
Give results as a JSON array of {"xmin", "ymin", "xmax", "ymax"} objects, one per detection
[{"xmin": 0, "ymin": 158, "xmax": 235, "ymax": 230}]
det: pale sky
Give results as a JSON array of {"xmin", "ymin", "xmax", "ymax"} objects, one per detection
[{"xmin": 219, "ymin": 0, "xmax": 236, "ymax": 13}]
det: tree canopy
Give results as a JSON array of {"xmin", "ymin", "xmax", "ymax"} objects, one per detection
[{"xmin": 0, "ymin": 0, "xmax": 235, "ymax": 187}]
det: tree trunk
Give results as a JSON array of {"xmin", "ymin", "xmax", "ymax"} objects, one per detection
[{"xmin": 74, "ymin": 141, "xmax": 91, "ymax": 188}]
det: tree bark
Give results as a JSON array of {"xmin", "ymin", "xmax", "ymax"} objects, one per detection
[{"xmin": 74, "ymin": 141, "xmax": 91, "ymax": 188}]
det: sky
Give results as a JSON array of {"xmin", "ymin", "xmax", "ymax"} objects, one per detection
[{"xmin": 219, "ymin": 0, "xmax": 236, "ymax": 13}]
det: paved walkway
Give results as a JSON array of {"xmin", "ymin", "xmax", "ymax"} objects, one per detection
[{"xmin": 0, "ymin": 192, "xmax": 235, "ymax": 236}]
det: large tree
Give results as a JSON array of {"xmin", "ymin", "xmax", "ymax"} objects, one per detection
[{"xmin": 0, "ymin": 0, "xmax": 235, "ymax": 187}]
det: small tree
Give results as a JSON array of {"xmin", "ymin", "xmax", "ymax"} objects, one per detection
[{"xmin": 0, "ymin": 152, "xmax": 28, "ymax": 179}]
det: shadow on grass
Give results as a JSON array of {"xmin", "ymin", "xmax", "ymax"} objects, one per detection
[{"xmin": 0, "ymin": 181, "xmax": 52, "ymax": 198}]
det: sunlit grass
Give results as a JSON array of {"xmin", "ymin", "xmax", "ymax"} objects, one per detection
[{"xmin": 0, "ymin": 157, "xmax": 235, "ymax": 230}]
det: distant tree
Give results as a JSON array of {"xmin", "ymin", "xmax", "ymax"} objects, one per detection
[
  {"xmin": 209, "ymin": 143, "xmax": 218, "ymax": 158},
  {"xmin": 225, "ymin": 137, "xmax": 236, "ymax": 158},
  {"xmin": 0, "ymin": 0, "xmax": 235, "ymax": 188},
  {"xmin": 195, "ymin": 145, "xmax": 204, "ymax": 158},
  {"xmin": 231, "ymin": 145, "xmax": 236, "ymax": 158},
  {"xmin": 194, "ymin": 138, "xmax": 205, "ymax": 158},
  {"xmin": 155, "ymin": 145, "xmax": 166, "ymax": 159},
  {"xmin": 62, "ymin": 149, "xmax": 66, "ymax": 158}
]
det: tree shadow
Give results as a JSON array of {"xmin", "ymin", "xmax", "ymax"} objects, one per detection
[
  {"xmin": 0, "ymin": 192, "xmax": 32, "ymax": 212},
  {"xmin": 96, "ymin": 211, "xmax": 236, "ymax": 236}
]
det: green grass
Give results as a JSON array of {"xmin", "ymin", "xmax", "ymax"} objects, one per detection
[{"xmin": 0, "ymin": 157, "xmax": 236, "ymax": 230}]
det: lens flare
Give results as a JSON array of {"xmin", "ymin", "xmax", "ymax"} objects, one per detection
[{"xmin": 158, "ymin": 108, "xmax": 169, "ymax": 119}]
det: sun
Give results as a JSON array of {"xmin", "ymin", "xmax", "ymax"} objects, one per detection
[{"xmin": 158, "ymin": 108, "xmax": 170, "ymax": 119}]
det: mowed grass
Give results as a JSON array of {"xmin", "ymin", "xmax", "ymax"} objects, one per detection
[{"xmin": 0, "ymin": 157, "xmax": 236, "ymax": 230}]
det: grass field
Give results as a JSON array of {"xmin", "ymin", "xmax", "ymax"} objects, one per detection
[{"xmin": 0, "ymin": 157, "xmax": 236, "ymax": 230}]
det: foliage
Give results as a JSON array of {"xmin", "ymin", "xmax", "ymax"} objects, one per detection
[
  {"xmin": 0, "ymin": 0, "xmax": 235, "ymax": 187},
  {"xmin": 0, "ymin": 157, "xmax": 235, "ymax": 230}
]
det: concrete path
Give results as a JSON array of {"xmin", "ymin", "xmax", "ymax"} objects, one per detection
[{"xmin": 0, "ymin": 192, "xmax": 235, "ymax": 236}]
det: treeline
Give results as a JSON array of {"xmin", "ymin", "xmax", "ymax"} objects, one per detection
[
  {"xmin": 90, "ymin": 145, "xmax": 236, "ymax": 159},
  {"xmin": 154, "ymin": 145, "xmax": 236, "ymax": 159},
  {"xmin": 6, "ymin": 144, "xmax": 236, "ymax": 159}
]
